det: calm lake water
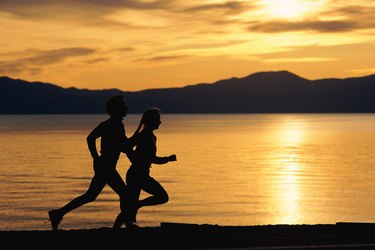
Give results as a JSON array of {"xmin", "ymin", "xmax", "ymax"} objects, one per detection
[{"xmin": 0, "ymin": 114, "xmax": 374, "ymax": 230}]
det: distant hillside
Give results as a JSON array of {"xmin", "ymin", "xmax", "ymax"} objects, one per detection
[{"xmin": 1, "ymin": 71, "xmax": 375, "ymax": 113}]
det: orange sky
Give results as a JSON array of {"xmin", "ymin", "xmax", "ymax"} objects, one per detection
[{"xmin": 1, "ymin": 0, "xmax": 375, "ymax": 91}]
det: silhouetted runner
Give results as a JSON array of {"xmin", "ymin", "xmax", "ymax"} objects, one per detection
[
  {"xmin": 48, "ymin": 95, "xmax": 136, "ymax": 231},
  {"xmin": 113, "ymin": 108, "xmax": 177, "ymax": 229}
]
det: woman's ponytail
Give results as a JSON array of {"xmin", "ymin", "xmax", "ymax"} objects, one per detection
[{"xmin": 133, "ymin": 116, "xmax": 143, "ymax": 135}]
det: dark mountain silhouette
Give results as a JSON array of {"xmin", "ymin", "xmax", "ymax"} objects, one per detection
[{"xmin": 1, "ymin": 71, "xmax": 375, "ymax": 113}]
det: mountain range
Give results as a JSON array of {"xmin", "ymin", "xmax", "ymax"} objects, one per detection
[{"xmin": 1, "ymin": 71, "xmax": 375, "ymax": 114}]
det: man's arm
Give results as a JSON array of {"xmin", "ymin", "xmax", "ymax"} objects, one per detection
[{"xmin": 86, "ymin": 124, "xmax": 103, "ymax": 160}]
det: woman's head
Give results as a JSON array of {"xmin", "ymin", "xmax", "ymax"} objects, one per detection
[
  {"xmin": 141, "ymin": 108, "xmax": 161, "ymax": 130},
  {"xmin": 106, "ymin": 95, "xmax": 128, "ymax": 117}
]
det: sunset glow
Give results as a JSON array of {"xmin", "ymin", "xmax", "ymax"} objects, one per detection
[
  {"xmin": 1, "ymin": 0, "xmax": 375, "ymax": 90},
  {"xmin": 259, "ymin": 0, "xmax": 324, "ymax": 19}
]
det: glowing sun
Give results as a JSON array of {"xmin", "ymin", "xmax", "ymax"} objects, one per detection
[{"xmin": 260, "ymin": 0, "xmax": 325, "ymax": 20}]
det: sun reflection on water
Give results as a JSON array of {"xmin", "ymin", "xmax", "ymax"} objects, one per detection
[{"xmin": 270, "ymin": 119, "xmax": 305, "ymax": 224}]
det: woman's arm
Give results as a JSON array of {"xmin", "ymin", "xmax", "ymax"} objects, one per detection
[
  {"xmin": 152, "ymin": 154, "xmax": 177, "ymax": 164},
  {"xmin": 121, "ymin": 132, "xmax": 140, "ymax": 163}
]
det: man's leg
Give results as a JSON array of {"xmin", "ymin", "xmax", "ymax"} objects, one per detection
[{"xmin": 48, "ymin": 173, "xmax": 106, "ymax": 230}]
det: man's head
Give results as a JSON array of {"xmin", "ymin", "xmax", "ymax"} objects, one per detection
[{"xmin": 106, "ymin": 95, "xmax": 128, "ymax": 118}]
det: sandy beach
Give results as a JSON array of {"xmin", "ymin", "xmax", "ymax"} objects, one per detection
[{"xmin": 1, "ymin": 222, "xmax": 374, "ymax": 249}]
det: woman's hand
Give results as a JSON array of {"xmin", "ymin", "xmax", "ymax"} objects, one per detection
[{"xmin": 168, "ymin": 154, "xmax": 177, "ymax": 162}]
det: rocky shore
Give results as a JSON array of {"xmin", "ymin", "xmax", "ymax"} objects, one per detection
[{"xmin": 1, "ymin": 222, "xmax": 374, "ymax": 249}]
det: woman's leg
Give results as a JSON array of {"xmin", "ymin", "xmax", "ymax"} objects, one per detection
[
  {"xmin": 113, "ymin": 173, "xmax": 141, "ymax": 229},
  {"xmin": 107, "ymin": 170, "xmax": 127, "ymax": 213},
  {"xmin": 138, "ymin": 176, "xmax": 169, "ymax": 209}
]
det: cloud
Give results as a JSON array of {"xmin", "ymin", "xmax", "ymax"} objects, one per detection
[
  {"xmin": 0, "ymin": 0, "xmax": 174, "ymax": 17},
  {"xmin": 110, "ymin": 47, "xmax": 137, "ymax": 52},
  {"xmin": 135, "ymin": 54, "xmax": 193, "ymax": 62},
  {"xmin": 3, "ymin": 0, "xmax": 252, "ymax": 13},
  {"xmin": 323, "ymin": 2, "xmax": 375, "ymax": 15},
  {"xmin": 0, "ymin": 0, "xmax": 175, "ymax": 28},
  {"xmin": 263, "ymin": 57, "xmax": 337, "ymax": 63},
  {"xmin": 245, "ymin": 2, "xmax": 375, "ymax": 33},
  {"xmin": 0, "ymin": 0, "xmax": 256, "ymax": 29},
  {"xmin": 329, "ymin": 5, "xmax": 368, "ymax": 15},
  {"xmin": 0, "ymin": 47, "xmax": 96, "ymax": 75},
  {"xmin": 0, "ymin": 0, "xmax": 172, "ymax": 11},
  {"xmin": 0, "ymin": 62, "xmax": 41, "ymax": 75},
  {"xmin": 247, "ymin": 20, "xmax": 359, "ymax": 33},
  {"xmin": 2, "ymin": 1, "xmax": 374, "ymax": 33},
  {"xmin": 257, "ymin": 43, "xmax": 375, "ymax": 61},
  {"xmin": 169, "ymin": 40, "xmax": 249, "ymax": 50},
  {"xmin": 181, "ymin": 1, "xmax": 254, "ymax": 14},
  {"xmin": 346, "ymin": 67, "xmax": 375, "ymax": 75},
  {"xmin": 84, "ymin": 58, "xmax": 110, "ymax": 64},
  {"xmin": 23, "ymin": 48, "xmax": 96, "ymax": 65},
  {"xmin": 80, "ymin": 0, "xmax": 172, "ymax": 9}
]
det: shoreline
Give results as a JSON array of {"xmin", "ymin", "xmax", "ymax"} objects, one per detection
[{"xmin": 1, "ymin": 222, "xmax": 375, "ymax": 249}]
